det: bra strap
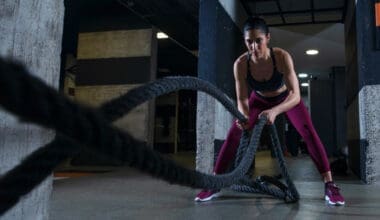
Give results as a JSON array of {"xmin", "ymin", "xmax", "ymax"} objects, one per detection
[
  {"xmin": 246, "ymin": 52, "xmax": 251, "ymax": 71},
  {"xmin": 270, "ymin": 48, "xmax": 277, "ymax": 68}
]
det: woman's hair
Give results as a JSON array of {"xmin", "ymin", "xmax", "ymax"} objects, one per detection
[{"xmin": 243, "ymin": 17, "xmax": 269, "ymax": 35}]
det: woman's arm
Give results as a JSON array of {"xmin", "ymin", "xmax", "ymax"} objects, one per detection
[
  {"xmin": 272, "ymin": 50, "xmax": 301, "ymax": 113},
  {"xmin": 233, "ymin": 56, "xmax": 250, "ymax": 129},
  {"xmin": 259, "ymin": 50, "xmax": 301, "ymax": 124}
]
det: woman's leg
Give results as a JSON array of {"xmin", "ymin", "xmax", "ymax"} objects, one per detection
[
  {"xmin": 195, "ymin": 93, "xmax": 267, "ymax": 201},
  {"xmin": 285, "ymin": 100, "xmax": 331, "ymax": 179},
  {"xmin": 213, "ymin": 123, "xmax": 243, "ymax": 173},
  {"xmin": 285, "ymin": 100, "xmax": 345, "ymax": 205},
  {"xmin": 213, "ymin": 93, "xmax": 266, "ymax": 174}
]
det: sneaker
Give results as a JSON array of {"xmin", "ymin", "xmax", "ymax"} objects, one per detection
[
  {"xmin": 325, "ymin": 181, "xmax": 345, "ymax": 205},
  {"xmin": 194, "ymin": 189, "xmax": 221, "ymax": 202}
]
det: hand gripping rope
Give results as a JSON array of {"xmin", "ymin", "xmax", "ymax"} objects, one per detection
[{"xmin": 0, "ymin": 58, "xmax": 299, "ymax": 215}]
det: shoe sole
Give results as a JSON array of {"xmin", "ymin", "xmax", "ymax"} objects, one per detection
[
  {"xmin": 194, "ymin": 192, "xmax": 221, "ymax": 202},
  {"xmin": 325, "ymin": 195, "xmax": 345, "ymax": 205}
]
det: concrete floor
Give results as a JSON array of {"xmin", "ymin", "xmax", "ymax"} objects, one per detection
[{"xmin": 50, "ymin": 151, "xmax": 380, "ymax": 220}]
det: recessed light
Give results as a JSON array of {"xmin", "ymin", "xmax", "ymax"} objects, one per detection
[
  {"xmin": 301, "ymin": 83, "xmax": 309, "ymax": 87},
  {"xmin": 157, "ymin": 32, "xmax": 169, "ymax": 39},
  {"xmin": 298, "ymin": 73, "xmax": 308, "ymax": 78},
  {"xmin": 306, "ymin": 49, "xmax": 319, "ymax": 55}
]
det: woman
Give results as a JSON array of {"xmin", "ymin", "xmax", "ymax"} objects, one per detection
[{"xmin": 195, "ymin": 17, "xmax": 345, "ymax": 205}]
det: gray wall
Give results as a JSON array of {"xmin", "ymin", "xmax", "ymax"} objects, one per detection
[
  {"xmin": 309, "ymin": 80, "xmax": 335, "ymax": 157},
  {"xmin": 71, "ymin": 28, "xmax": 157, "ymax": 165},
  {"xmin": 0, "ymin": 0, "xmax": 64, "ymax": 219},
  {"xmin": 345, "ymin": 0, "xmax": 362, "ymax": 179},
  {"xmin": 308, "ymin": 67, "xmax": 347, "ymax": 158},
  {"xmin": 331, "ymin": 67, "xmax": 347, "ymax": 152}
]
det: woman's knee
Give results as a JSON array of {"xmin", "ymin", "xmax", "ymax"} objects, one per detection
[
  {"xmin": 223, "ymin": 128, "xmax": 241, "ymax": 147},
  {"xmin": 298, "ymin": 124, "xmax": 313, "ymax": 140}
]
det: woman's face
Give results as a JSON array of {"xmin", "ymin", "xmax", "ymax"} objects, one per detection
[{"xmin": 244, "ymin": 29, "xmax": 270, "ymax": 59}]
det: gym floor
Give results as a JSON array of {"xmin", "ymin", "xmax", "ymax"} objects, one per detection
[{"xmin": 50, "ymin": 151, "xmax": 380, "ymax": 220}]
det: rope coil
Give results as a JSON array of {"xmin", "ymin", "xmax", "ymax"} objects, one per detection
[{"xmin": 0, "ymin": 58, "xmax": 298, "ymax": 216}]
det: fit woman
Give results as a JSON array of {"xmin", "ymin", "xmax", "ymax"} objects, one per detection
[{"xmin": 195, "ymin": 17, "xmax": 345, "ymax": 205}]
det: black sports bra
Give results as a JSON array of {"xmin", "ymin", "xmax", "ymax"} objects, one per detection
[{"xmin": 246, "ymin": 48, "xmax": 285, "ymax": 92}]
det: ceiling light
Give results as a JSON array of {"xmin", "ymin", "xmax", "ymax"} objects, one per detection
[
  {"xmin": 306, "ymin": 49, "xmax": 319, "ymax": 55},
  {"xmin": 157, "ymin": 32, "xmax": 168, "ymax": 39},
  {"xmin": 298, "ymin": 73, "xmax": 308, "ymax": 78},
  {"xmin": 301, "ymin": 83, "xmax": 309, "ymax": 87}
]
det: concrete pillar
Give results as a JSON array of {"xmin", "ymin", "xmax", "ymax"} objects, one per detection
[
  {"xmin": 345, "ymin": 0, "xmax": 380, "ymax": 183},
  {"xmin": 0, "ymin": 0, "xmax": 64, "ymax": 219},
  {"xmin": 71, "ymin": 27, "xmax": 157, "ymax": 165},
  {"xmin": 196, "ymin": 0, "xmax": 246, "ymax": 173}
]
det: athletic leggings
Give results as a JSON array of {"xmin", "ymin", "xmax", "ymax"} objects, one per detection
[{"xmin": 214, "ymin": 91, "xmax": 330, "ymax": 174}]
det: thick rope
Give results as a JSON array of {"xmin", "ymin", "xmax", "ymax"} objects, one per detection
[
  {"xmin": 269, "ymin": 125, "xmax": 300, "ymax": 201},
  {"xmin": 231, "ymin": 125, "xmax": 299, "ymax": 202},
  {"xmin": 0, "ymin": 58, "xmax": 259, "ymax": 213},
  {"xmin": 0, "ymin": 58, "xmax": 298, "ymax": 215}
]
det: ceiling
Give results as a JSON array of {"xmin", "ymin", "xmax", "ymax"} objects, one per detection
[
  {"xmin": 66, "ymin": 0, "xmax": 347, "ymax": 81},
  {"xmin": 116, "ymin": 0, "xmax": 199, "ymax": 51},
  {"xmin": 241, "ymin": 0, "xmax": 347, "ymax": 26},
  {"xmin": 116, "ymin": 0, "xmax": 347, "ymax": 78}
]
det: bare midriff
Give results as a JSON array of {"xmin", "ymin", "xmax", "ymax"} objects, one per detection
[{"xmin": 256, "ymin": 84, "xmax": 287, "ymax": 97}]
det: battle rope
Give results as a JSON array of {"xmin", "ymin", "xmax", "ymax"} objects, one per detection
[
  {"xmin": 100, "ymin": 74, "xmax": 298, "ymax": 201},
  {"xmin": 0, "ymin": 59, "xmax": 264, "ymax": 213},
  {"xmin": 231, "ymin": 125, "xmax": 299, "ymax": 202},
  {"xmin": 0, "ymin": 58, "xmax": 298, "ymax": 215}
]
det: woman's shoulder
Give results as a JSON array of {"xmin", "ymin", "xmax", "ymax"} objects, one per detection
[
  {"xmin": 234, "ymin": 52, "xmax": 249, "ymax": 67},
  {"xmin": 272, "ymin": 47, "xmax": 293, "ymax": 72},
  {"xmin": 272, "ymin": 47, "xmax": 288, "ymax": 56},
  {"xmin": 234, "ymin": 52, "xmax": 249, "ymax": 77},
  {"xmin": 272, "ymin": 47, "xmax": 292, "ymax": 59}
]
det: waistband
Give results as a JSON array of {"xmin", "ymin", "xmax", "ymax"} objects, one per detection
[{"xmin": 254, "ymin": 90, "xmax": 289, "ymax": 102}]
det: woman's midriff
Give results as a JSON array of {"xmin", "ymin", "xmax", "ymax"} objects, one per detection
[{"xmin": 255, "ymin": 84, "xmax": 287, "ymax": 98}]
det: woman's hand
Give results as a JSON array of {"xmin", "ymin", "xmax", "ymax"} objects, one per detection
[
  {"xmin": 259, "ymin": 108, "xmax": 279, "ymax": 125},
  {"xmin": 235, "ymin": 118, "xmax": 250, "ymax": 130}
]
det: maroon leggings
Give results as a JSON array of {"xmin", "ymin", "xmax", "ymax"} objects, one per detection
[{"xmin": 214, "ymin": 91, "xmax": 330, "ymax": 174}]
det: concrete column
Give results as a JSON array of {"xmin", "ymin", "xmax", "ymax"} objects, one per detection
[
  {"xmin": 218, "ymin": 0, "xmax": 248, "ymax": 28},
  {"xmin": 345, "ymin": 0, "xmax": 380, "ymax": 183},
  {"xmin": 196, "ymin": 0, "xmax": 246, "ymax": 173},
  {"xmin": 0, "ymin": 0, "xmax": 64, "ymax": 219},
  {"xmin": 72, "ymin": 28, "xmax": 157, "ymax": 165}
]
